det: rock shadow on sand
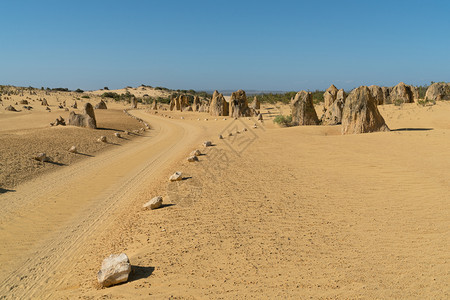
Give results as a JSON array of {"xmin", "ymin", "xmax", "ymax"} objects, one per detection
[
  {"xmin": 46, "ymin": 161, "xmax": 67, "ymax": 166},
  {"xmin": 0, "ymin": 188, "xmax": 16, "ymax": 194},
  {"xmin": 128, "ymin": 266, "xmax": 155, "ymax": 283},
  {"xmin": 391, "ymin": 128, "xmax": 433, "ymax": 132}
]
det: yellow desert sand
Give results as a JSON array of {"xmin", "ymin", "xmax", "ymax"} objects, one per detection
[{"xmin": 0, "ymin": 89, "xmax": 449, "ymax": 299}]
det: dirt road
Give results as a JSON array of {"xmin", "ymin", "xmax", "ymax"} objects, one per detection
[{"xmin": 0, "ymin": 110, "xmax": 204, "ymax": 299}]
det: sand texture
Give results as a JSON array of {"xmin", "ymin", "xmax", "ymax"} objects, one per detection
[{"xmin": 0, "ymin": 95, "xmax": 449, "ymax": 299}]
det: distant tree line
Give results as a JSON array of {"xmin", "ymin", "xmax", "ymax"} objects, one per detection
[{"xmin": 252, "ymin": 90, "xmax": 325, "ymax": 105}]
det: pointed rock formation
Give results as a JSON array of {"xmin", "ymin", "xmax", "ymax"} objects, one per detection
[
  {"xmin": 322, "ymin": 89, "xmax": 346, "ymax": 125},
  {"xmin": 229, "ymin": 90, "xmax": 250, "ymax": 118},
  {"xmin": 389, "ymin": 82, "xmax": 415, "ymax": 104},
  {"xmin": 210, "ymin": 90, "xmax": 229, "ymax": 116},
  {"xmin": 324, "ymin": 84, "xmax": 338, "ymax": 108},
  {"xmin": 251, "ymin": 96, "xmax": 260, "ymax": 110},
  {"xmin": 341, "ymin": 86, "xmax": 389, "ymax": 134},
  {"xmin": 290, "ymin": 91, "xmax": 319, "ymax": 126},
  {"xmin": 198, "ymin": 99, "xmax": 210, "ymax": 112},
  {"xmin": 68, "ymin": 103, "xmax": 97, "ymax": 129},
  {"xmin": 192, "ymin": 95, "xmax": 200, "ymax": 112},
  {"xmin": 5, "ymin": 105, "xmax": 17, "ymax": 111},
  {"xmin": 381, "ymin": 87, "xmax": 391, "ymax": 104},
  {"xmin": 425, "ymin": 82, "xmax": 450, "ymax": 101},
  {"xmin": 152, "ymin": 99, "xmax": 157, "ymax": 110},
  {"xmin": 131, "ymin": 96, "xmax": 138, "ymax": 109},
  {"xmin": 169, "ymin": 95, "xmax": 176, "ymax": 111},
  {"xmin": 368, "ymin": 85, "xmax": 384, "ymax": 105},
  {"xmin": 95, "ymin": 100, "xmax": 107, "ymax": 109}
]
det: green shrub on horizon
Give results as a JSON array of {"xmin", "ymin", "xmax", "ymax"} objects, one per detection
[
  {"xmin": 273, "ymin": 114, "xmax": 292, "ymax": 127},
  {"xmin": 393, "ymin": 99, "xmax": 403, "ymax": 106},
  {"xmin": 417, "ymin": 99, "xmax": 436, "ymax": 106},
  {"xmin": 251, "ymin": 90, "xmax": 325, "ymax": 105}
]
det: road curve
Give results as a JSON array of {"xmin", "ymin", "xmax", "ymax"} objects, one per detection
[{"xmin": 0, "ymin": 110, "xmax": 204, "ymax": 299}]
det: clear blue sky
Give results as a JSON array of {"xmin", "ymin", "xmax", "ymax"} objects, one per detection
[{"xmin": 1, "ymin": 0, "xmax": 449, "ymax": 91}]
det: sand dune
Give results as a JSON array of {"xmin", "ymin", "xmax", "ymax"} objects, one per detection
[{"xmin": 0, "ymin": 98, "xmax": 449, "ymax": 298}]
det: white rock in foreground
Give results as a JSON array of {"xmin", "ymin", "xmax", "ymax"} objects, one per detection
[
  {"xmin": 143, "ymin": 196, "xmax": 163, "ymax": 210},
  {"xmin": 98, "ymin": 136, "xmax": 107, "ymax": 143},
  {"xmin": 169, "ymin": 171, "xmax": 182, "ymax": 181},
  {"xmin": 97, "ymin": 253, "xmax": 131, "ymax": 287}
]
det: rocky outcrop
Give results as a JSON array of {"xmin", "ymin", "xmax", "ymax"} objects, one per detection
[
  {"xmin": 50, "ymin": 116, "xmax": 66, "ymax": 126},
  {"xmin": 68, "ymin": 103, "xmax": 97, "ymax": 129},
  {"xmin": 169, "ymin": 95, "xmax": 176, "ymax": 111},
  {"xmin": 152, "ymin": 99, "xmax": 157, "ymax": 110},
  {"xmin": 5, "ymin": 105, "xmax": 17, "ymax": 111},
  {"xmin": 180, "ymin": 95, "xmax": 189, "ymax": 110},
  {"xmin": 131, "ymin": 97, "xmax": 137, "ymax": 109},
  {"xmin": 198, "ymin": 100, "xmax": 209, "ymax": 112},
  {"xmin": 389, "ymin": 82, "xmax": 415, "ymax": 104},
  {"xmin": 95, "ymin": 100, "xmax": 107, "ymax": 109},
  {"xmin": 210, "ymin": 90, "xmax": 229, "ymax": 116},
  {"xmin": 381, "ymin": 87, "xmax": 391, "ymax": 104},
  {"xmin": 192, "ymin": 96, "xmax": 199, "ymax": 112},
  {"xmin": 41, "ymin": 99, "xmax": 48, "ymax": 106},
  {"xmin": 368, "ymin": 85, "xmax": 384, "ymax": 105},
  {"xmin": 290, "ymin": 91, "xmax": 319, "ymax": 126},
  {"xmin": 229, "ymin": 90, "xmax": 250, "ymax": 118},
  {"xmin": 341, "ymin": 86, "xmax": 390, "ymax": 134},
  {"xmin": 425, "ymin": 82, "xmax": 450, "ymax": 101},
  {"xmin": 321, "ymin": 89, "xmax": 346, "ymax": 125},
  {"xmin": 410, "ymin": 86, "xmax": 419, "ymax": 101},
  {"xmin": 251, "ymin": 96, "xmax": 260, "ymax": 110},
  {"xmin": 97, "ymin": 253, "xmax": 131, "ymax": 287},
  {"xmin": 324, "ymin": 84, "xmax": 338, "ymax": 108}
]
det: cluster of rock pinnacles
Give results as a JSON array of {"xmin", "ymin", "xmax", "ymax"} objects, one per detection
[
  {"xmin": 290, "ymin": 82, "xmax": 435, "ymax": 134},
  {"xmin": 165, "ymin": 89, "xmax": 261, "ymax": 118}
]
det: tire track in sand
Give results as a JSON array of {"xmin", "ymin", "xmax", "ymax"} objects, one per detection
[{"xmin": 0, "ymin": 110, "xmax": 203, "ymax": 299}]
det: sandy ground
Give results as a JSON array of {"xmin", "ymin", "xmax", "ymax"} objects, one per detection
[
  {"xmin": 88, "ymin": 86, "xmax": 171, "ymax": 99},
  {"xmin": 0, "ymin": 97, "xmax": 449, "ymax": 299},
  {"xmin": 0, "ymin": 93, "xmax": 147, "ymax": 188}
]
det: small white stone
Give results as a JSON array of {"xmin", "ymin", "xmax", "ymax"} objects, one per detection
[
  {"xmin": 187, "ymin": 156, "xmax": 199, "ymax": 162},
  {"xmin": 190, "ymin": 149, "xmax": 201, "ymax": 156},
  {"xmin": 68, "ymin": 146, "xmax": 77, "ymax": 153},
  {"xmin": 169, "ymin": 171, "xmax": 182, "ymax": 181},
  {"xmin": 143, "ymin": 196, "xmax": 163, "ymax": 210}
]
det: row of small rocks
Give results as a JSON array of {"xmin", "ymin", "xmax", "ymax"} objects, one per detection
[
  {"xmin": 34, "ymin": 110, "xmax": 148, "ymax": 165},
  {"xmin": 98, "ymin": 139, "xmax": 217, "ymax": 287}
]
